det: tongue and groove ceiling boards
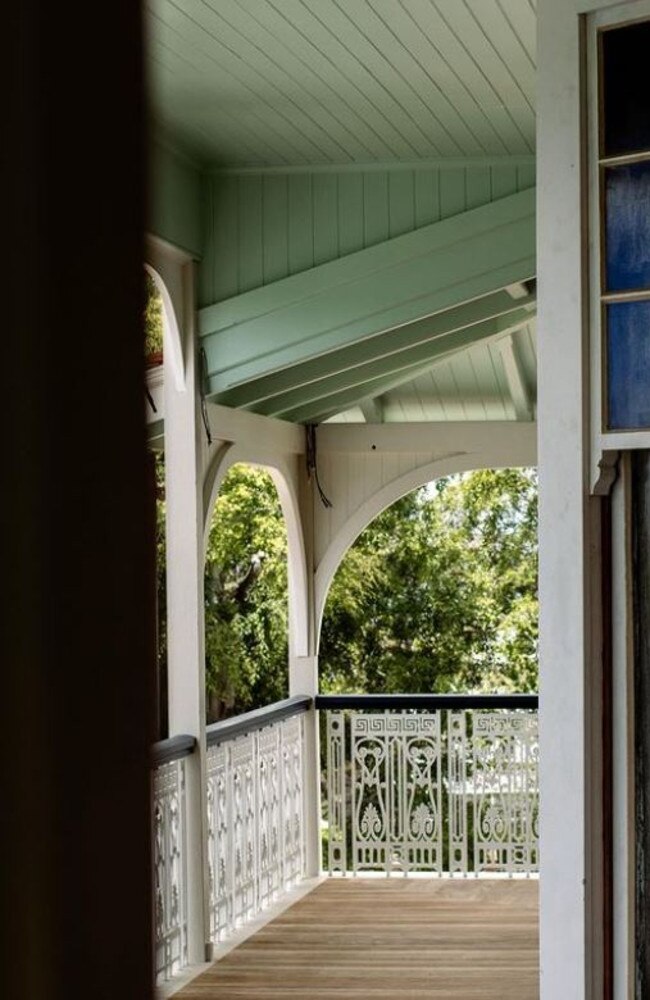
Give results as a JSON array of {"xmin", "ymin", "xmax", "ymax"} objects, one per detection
[
  {"xmin": 145, "ymin": 0, "xmax": 538, "ymax": 424},
  {"xmin": 147, "ymin": 0, "xmax": 536, "ymax": 166}
]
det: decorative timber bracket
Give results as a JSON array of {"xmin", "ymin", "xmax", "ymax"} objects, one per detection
[{"xmin": 592, "ymin": 450, "xmax": 620, "ymax": 496}]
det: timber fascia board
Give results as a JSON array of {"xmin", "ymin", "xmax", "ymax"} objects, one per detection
[{"xmin": 316, "ymin": 421, "xmax": 537, "ymax": 456}]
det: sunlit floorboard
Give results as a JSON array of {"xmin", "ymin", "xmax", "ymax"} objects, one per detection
[{"xmin": 173, "ymin": 878, "xmax": 539, "ymax": 999}]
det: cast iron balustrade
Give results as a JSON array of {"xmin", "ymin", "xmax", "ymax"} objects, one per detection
[
  {"xmin": 317, "ymin": 694, "xmax": 539, "ymax": 878},
  {"xmin": 151, "ymin": 734, "xmax": 196, "ymax": 983},
  {"xmin": 206, "ymin": 696, "xmax": 311, "ymax": 943}
]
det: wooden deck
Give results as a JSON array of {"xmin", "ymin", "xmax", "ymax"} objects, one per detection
[{"xmin": 174, "ymin": 878, "xmax": 539, "ymax": 999}]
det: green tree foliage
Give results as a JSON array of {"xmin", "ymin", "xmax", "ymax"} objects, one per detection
[
  {"xmin": 153, "ymin": 450, "xmax": 168, "ymax": 736},
  {"xmin": 204, "ymin": 464, "xmax": 289, "ymax": 721},
  {"xmin": 144, "ymin": 271, "xmax": 164, "ymax": 358},
  {"xmin": 158, "ymin": 463, "xmax": 537, "ymax": 726},
  {"xmin": 319, "ymin": 468, "xmax": 538, "ymax": 695}
]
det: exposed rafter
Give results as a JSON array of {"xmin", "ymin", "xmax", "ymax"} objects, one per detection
[
  {"xmin": 359, "ymin": 397, "xmax": 384, "ymax": 424},
  {"xmin": 279, "ymin": 312, "xmax": 533, "ymax": 425},
  {"xmin": 212, "ymin": 288, "xmax": 534, "ymax": 410},
  {"xmin": 262, "ymin": 308, "xmax": 532, "ymax": 421},
  {"xmin": 199, "ymin": 188, "xmax": 535, "ymax": 401},
  {"xmin": 497, "ymin": 333, "xmax": 535, "ymax": 420}
]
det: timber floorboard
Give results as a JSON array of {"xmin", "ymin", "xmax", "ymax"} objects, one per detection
[{"xmin": 173, "ymin": 879, "xmax": 539, "ymax": 999}]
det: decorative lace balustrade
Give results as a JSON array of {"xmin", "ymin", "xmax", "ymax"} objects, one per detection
[
  {"xmin": 151, "ymin": 735, "xmax": 195, "ymax": 983},
  {"xmin": 319, "ymin": 694, "xmax": 538, "ymax": 877},
  {"xmin": 206, "ymin": 696, "xmax": 310, "ymax": 943}
]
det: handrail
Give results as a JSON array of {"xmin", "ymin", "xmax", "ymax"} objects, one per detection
[
  {"xmin": 151, "ymin": 734, "xmax": 197, "ymax": 768},
  {"xmin": 315, "ymin": 693, "xmax": 538, "ymax": 710},
  {"xmin": 206, "ymin": 694, "xmax": 312, "ymax": 747}
]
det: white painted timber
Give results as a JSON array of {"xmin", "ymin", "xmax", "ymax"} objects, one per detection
[
  {"xmin": 197, "ymin": 401, "xmax": 324, "ymax": 878},
  {"xmin": 536, "ymin": 1, "xmax": 613, "ymax": 996},
  {"xmin": 147, "ymin": 241, "xmax": 210, "ymax": 966},
  {"xmin": 498, "ymin": 334, "xmax": 534, "ymax": 421},
  {"xmin": 325, "ymin": 706, "xmax": 539, "ymax": 877},
  {"xmin": 312, "ymin": 421, "xmax": 536, "ymax": 629}
]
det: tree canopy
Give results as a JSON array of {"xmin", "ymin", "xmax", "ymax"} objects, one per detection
[
  {"xmin": 204, "ymin": 464, "xmax": 289, "ymax": 721},
  {"xmin": 319, "ymin": 468, "xmax": 537, "ymax": 696},
  {"xmin": 144, "ymin": 271, "xmax": 164, "ymax": 358},
  {"xmin": 196, "ymin": 464, "xmax": 538, "ymax": 722}
]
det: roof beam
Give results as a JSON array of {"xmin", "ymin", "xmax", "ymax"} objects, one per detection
[
  {"xmin": 212, "ymin": 288, "xmax": 534, "ymax": 409},
  {"xmin": 278, "ymin": 312, "xmax": 532, "ymax": 424},
  {"xmin": 317, "ymin": 421, "xmax": 536, "ymax": 457},
  {"xmin": 257, "ymin": 308, "xmax": 532, "ymax": 419},
  {"xmin": 199, "ymin": 187, "xmax": 535, "ymax": 396},
  {"xmin": 359, "ymin": 397, "xmax": 384, "ymax": 424},
  {"xmin": 497, "ymin": 333, "xmax": 534, "ymax": 420}
]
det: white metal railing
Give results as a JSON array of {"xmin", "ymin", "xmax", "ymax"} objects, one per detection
[
  {"xmin": 206, "ymin": 697, "xmax": 310, "ymax": 943},
  {"xmin": 151, "ymin": 736, "xmax": 195, "ymax": 982},
  {"xmin": 319, "ymin": 694, "xmax": 539, "ymax": 877}
]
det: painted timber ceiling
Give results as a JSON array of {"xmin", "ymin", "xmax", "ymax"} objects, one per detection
[
  {"xmin": 146, "ymin": 0, "xmax": 536, "ymax": 167},
  {"xmin": 146, "ymin": 1, "xmax": 538, "ymax": 425}
]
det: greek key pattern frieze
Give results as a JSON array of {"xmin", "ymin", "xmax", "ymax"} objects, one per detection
[{"xmin": 325, "ymin": 708, "xmax": 538, "ymax": 877}]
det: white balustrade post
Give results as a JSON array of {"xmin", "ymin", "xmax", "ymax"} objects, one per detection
[
  {"xmin": 154, "ymin": 246, "xmax": 210, "ymax": 966},
  {"xmin": 290, "ymin": 655, "xmax": 321, "ymax": 877}
]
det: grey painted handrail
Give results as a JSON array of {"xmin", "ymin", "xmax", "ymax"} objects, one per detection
[
  {"xmin": 151, "ymin": 734, "xmax": 197, "ymax": 767},
  {"xmin": 206, "ymin": 695, "xmax": 312, "ymax": 746},
  {"xmin": 315, "ymin": 693, "xmax": 538, "ymax": 711}
]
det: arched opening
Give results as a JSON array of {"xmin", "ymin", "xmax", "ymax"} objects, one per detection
[
  {"xmin": 143, "ymin": 266, "xmax": 173, "ymax": 739},
  {"xmin": 318, "ymin": 467, "xmax": 539, "ymax": 883},
  {"xmin": 204, "ymin": 462, "xmax": 290, "ymax": 723},
  {"xmin": 319, "ymin": 467, "xmax": 538, "ymax": 696},
  {"xmin": 144, "ymin": 270, "xmax": 164, "ymax": 368}
]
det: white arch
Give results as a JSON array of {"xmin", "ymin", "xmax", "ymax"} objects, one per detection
[
  {"xmin": 202, "ymin": 442, "xmax": 309, "ymax": 660},
  {"xmin": 314, "ymin": 449, "xmax": 536, "ymax": 646}
]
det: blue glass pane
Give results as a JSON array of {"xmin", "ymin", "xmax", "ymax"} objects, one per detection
[
  {"xmin": 605, "ymin": 163, "xmax": 650, "ymax": 292},
  {"xmin": 607, "ymin": 301, "xmax": 650, "ymax": 430},
  {"xmin": 602, "ymin": 22, "xmax": 650, "ymax": 157}
]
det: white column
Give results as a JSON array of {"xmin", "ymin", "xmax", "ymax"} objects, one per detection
[
  {"xmin": 161, "ymin": 255, "xmax": 210, "ymax": 965},
  {"xmin": 537, "ymin": 3, "xmax": 591, "ymax": 996},
  {"xmin": 288, "ymin": 461, "xmax": 322, "ymax": 878},
  {"xmin": 290, "ymin": 654, "xmax": 320, "ymax": 877}
]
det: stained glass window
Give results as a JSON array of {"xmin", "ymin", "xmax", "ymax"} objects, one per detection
[{"xmin": 599, "ymin": 21, "xmax": 650, "ymax": 431}]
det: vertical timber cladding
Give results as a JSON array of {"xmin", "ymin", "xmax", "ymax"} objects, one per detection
[{"xmin": 632, "ymin": 452, "xmax": 650, "ymax": 996}]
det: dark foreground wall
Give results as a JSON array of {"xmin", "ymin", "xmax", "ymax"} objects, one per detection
[
  {"xmin": 1, "ymin": 4, "xmax": 154, "ymax": 998},
  {"xmin": 632, "ymin": 451, "xmax": 650, "ymax": 998}
]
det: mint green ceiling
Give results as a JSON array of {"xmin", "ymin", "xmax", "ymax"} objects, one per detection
[
  {"xmin": 146, "ymin": 0, "xmax": 536, "ymax": 168},
  {"xmin": 146, "ymin": 0, "xmax": 539, "ymax": 427},
  {"xmin": 198, "ymin": 185, "xmax": 535, "ymax": 423},
  {"xmin": 328, "ymin": 320, "xmax": 536, "ymax": 423}
]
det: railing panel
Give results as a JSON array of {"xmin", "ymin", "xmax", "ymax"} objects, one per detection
[
  {"xmin": 351, "ymin": 713, "xmax": 443, "ymax": 874},
  {"xmin": 322, "ymin": 699, "xmax": 538, "ymax": 877},
  {"xmin": 153, "ymin": 757, "xmax": 188, "ymax": 982},
  {"xmin": 207, "ymin": 711, "xmax": 307, "ymax": 943},
  {"xmin": 469, "ymin": 711, "xmax": 539, "ymax": 875}
]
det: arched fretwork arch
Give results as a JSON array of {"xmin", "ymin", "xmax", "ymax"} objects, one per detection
[{"xmin": 314, "ymin": 431, "xmax": 537, "ymax": 646}]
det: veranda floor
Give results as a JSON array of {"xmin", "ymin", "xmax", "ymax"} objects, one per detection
[{"xmin": 173, "ymin": 877, "xmax": 539, "ymax": 1000}]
